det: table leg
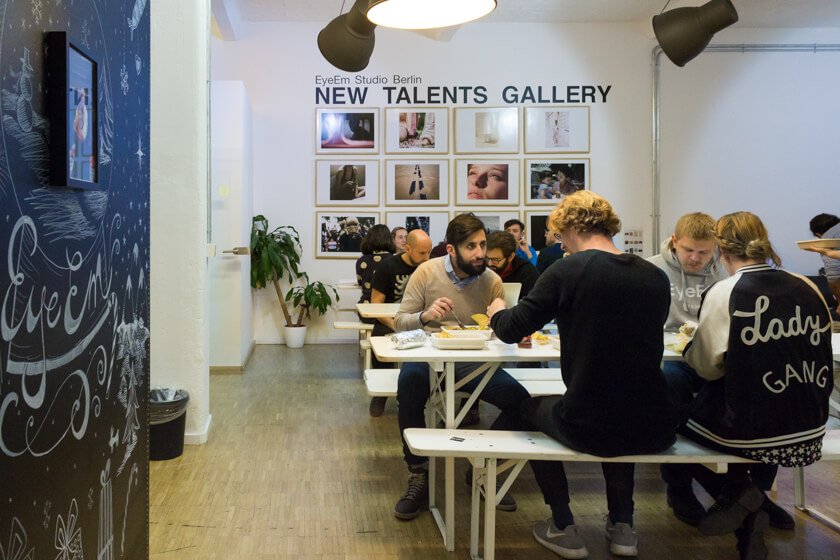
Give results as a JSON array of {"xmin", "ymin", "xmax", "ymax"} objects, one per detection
[
  {"xmin": 793, "ymin": 465, "xmax": 840, "ymax": 532},
  {"xmin": 445, "ymin": 361, "xmax": 455, "ymax": 550}
]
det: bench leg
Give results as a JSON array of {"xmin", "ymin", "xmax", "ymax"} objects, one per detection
[
  {"xmin": 483, "ymin": 458, "xmax": 498, "ymax": 560},
  {"xmin": 793, "ymin": 466, "xmax": 840, "ymax": 533},
  {"xmin": 470, "ymin": 458, "xmax": 483, "ymax": 559}
]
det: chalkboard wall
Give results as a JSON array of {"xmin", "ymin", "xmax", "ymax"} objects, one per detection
[{"xmin": 0, "ymin": 1, "xmax": 150, "ymax": 558}]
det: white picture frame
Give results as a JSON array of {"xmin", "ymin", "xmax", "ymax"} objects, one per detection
[
  {"xmin": 454, "ymin": 106, "xmax": 519, "ymax": 154},
  {"xmin": 316, "ymin": 107, "xmax": 380, "ymax": 154},
  {"xmin": 385, "ymin": 211, "xmax": 449, "ymax": 245},
  {"xmin": 316, "ymin": 211, "xmax": 380, "ymax": 259},
  {"xmin": 384, "ymin": 107, "xmax": 449, "ymax": 154},
  {"xmin": 315, "ymin": 160, "xmax": 380, "ymax": 206},
  {"xmin": 454, "ymin": 159, "xmax": 520, "ymax": 206},
  {"xmin": 524, "ymin": 106, "xmax": 590, "ymax": 153},
  {"xmin": 524, "ymin": 158, "xmax": 589, "ymax": 205},
  {"xmin": 384, "ymin": 159, "xmax": 450, "ymax": 206}
]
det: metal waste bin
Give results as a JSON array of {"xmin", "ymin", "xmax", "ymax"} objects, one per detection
[{"xmin": 149, "ymin": 388, "xmax": 189, "ymax": 460}]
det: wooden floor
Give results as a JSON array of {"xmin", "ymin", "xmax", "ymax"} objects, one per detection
[{"xmin": 150, "ymin": 345, "xmax": 840, "ymax": 559}]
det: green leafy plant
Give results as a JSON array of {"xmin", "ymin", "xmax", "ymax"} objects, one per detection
[{"xmin": 250, "ymin": 214, "xmax": 338, "ymax": 328}]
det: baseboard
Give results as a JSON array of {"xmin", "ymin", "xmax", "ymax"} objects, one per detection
[
  {"xmin": 184, "ymin": 413, "xmax": 212, "ymax": 445},
  {"xmin": 254, "ymin": 337, "xmax": 359, "ymax": 345},
  {"xmin": 209, "ymin": 341, "xmax": 258, "ymax": 374}
]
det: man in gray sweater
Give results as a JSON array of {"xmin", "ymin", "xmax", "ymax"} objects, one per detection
[
  {"xmin": 649, "ymin": 212, "xmax": 794, "ymax": 531},
  {"xmin": 392, "ymin": 214, "xmax": 530, "ymax": 520}
]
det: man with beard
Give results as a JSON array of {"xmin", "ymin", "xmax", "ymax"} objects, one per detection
[
  {"xmin": 365, "ymin": 229, "xmax": 433, "ymax": 417},
  {"xmin": 391, "ymin": 214, "xmax": 530, "ymax": 520},
  {"xmin": 486, "ymin": 231, "xmax": 539, "ymax": 300}
]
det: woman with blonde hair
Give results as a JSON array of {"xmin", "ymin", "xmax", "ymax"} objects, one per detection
[
  {"xmin": 488, "ymin": 191, "xmax": 678, "ymax": 558},
  {"xmin": 682, "ymin": 211, "xmax": 833, "ymax": 559}
]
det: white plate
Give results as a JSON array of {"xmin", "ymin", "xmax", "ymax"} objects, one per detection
[
  {"xmin": 431, "ymin": 333, "xmax": 487, "ymax": 350},
  {"xmin": 797, "ymin": 239, "xmax": 840, "ymax": 249},
  {"xmin": 548, "ymin": 336, "xmax": 560, "ymax": 350},
  {"xmin": 440, "ymin": 326, "xmax": 494, "ymax": 340}
]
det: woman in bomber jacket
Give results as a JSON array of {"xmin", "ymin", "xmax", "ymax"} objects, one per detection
[{"xmin": 683, "ymin": 211, "xmax": 834, "ymax": 560}]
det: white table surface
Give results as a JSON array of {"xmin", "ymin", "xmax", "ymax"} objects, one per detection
[{"xmin": 356, "ymin": 303, "xmax": 401, "ymax": 319}]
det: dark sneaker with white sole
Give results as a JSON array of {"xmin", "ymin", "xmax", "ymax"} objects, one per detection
[
  {"xmin": 393, "ymin": 469, "xmax": 428, "ymax": 520},
  {"xmin": 532, "ymin": 519, "xmax": 589, "ymax": 559},
  {"xmin": 605, "ymin": 520, "xmax": 638, "ymax": 557}
]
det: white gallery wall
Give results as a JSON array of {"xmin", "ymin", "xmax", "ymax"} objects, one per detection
[{"xmin": 211, "ymin": 21, "xmax": 840, "ymax": 345}]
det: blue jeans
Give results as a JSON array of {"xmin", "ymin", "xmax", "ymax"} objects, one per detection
[{"xmin": 397, "ymin": 361, "xmax": 529, "ymax": 466}]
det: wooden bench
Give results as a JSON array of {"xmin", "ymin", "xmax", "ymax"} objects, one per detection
[
  {"xmin": 404, "ymin": 427, "xmax": 840, "ymax": 560},
  {"xmin": 364, "ymin": 367, "xmax": 566, "ymax": 398}
]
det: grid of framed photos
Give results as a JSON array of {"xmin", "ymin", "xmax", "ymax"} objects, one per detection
[{"xmin": 312, "ymin": 105, "xmax": 592, "ymax": 258}]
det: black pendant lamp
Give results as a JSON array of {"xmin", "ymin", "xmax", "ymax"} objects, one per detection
[
  {"xmin": 317, "ymin": 0, "xmax": 377, "ymax": 72},
  {"xmin": 653, "ymin": 0, "xmax": 739, "ymax": 67}
]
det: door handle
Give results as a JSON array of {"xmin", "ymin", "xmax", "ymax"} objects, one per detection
[{"xmin": 222, "ymin": 247, "xmax": 250, "ymax": 256}]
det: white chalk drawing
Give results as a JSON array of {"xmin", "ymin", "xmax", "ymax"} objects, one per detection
[
  {"xmin": 0, "ymin": 518, "xmax": 35, "ymax": 560},
  {"xmin": 2, "ymin": 47, "xmax": 50, "ymax": 187},
  {"xmin": 98, "ymin": 65, "xmax": 114, "ymax": 167},
  {"xmin": 134, "ymin": 137, "xmax": 144, "ymax": 169},
  {"xmin": 25, "ymin": 188, "xmax": 109, "ymax": 242},
  {"xmin": 31, "ymin": 0, "xmax": 43, "ymax": 25},
  {"xmin": 98, "ymin": 460, "xmax": 113, "ymax": 560},
  {"xmin": 81, "ymin": 18, "xmax": 90, "ymax": 48},
  {"xmin": 127, "ymin": 0, "xmax": 147, "ymax": 39},
  {"xmin": 119, "ymin": 463, "xmax": 138, "ymax": 556},
  {"xmin": 119, "ymin": 64, "xmax": 128, "ymax": 96},
  {"xmin": 42, "ymin": 499, "xmax": 52, "ymax": 529},
  {"xmin": 134, "ymin": 55, "xmax": 141, "ymax": 75},
  {"xmin": 54, "ymin": 499, "xmax": 84, "ymax": 560},
  {"xmin": 115, "ymin": 312, "xmax": 148, "ymax": 475}
]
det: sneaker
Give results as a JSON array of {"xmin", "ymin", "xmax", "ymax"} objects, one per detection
[
  {"xmin": 369, "ymin": 396, "xmax": 387, "ymax": 417},
  {"xmin": 394, "ymin": 469, "xmax": 428, "ymax": 520},
  {"xmin": 532, "ymin": 518, "xmax": 589, "ymax": 559},
  {"xmin": 465, "ymin": 469, "xmax": 517, "ymax": 512},
  {"xmin": 735, "ymin": 510, "xmax": 770, "ymax": 560},
  {"xmin": 605, "ymin": 520, "xmax": 638, "ymax": 557},
  {"xmin": 761, "ymin": 496, "xmax": 795, "ymax": 530},
  {"xmin": 666, "ymin": 484, "xmax": 706, "ymax": 526},
  {"xmin": 698, "ymin": 484, "xmax": 764, "ymax": 536}
]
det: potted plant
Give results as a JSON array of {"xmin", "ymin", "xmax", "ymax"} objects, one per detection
[{"xmin": 249, "ymin": 215, "xmax": 339, "ymax": 348}]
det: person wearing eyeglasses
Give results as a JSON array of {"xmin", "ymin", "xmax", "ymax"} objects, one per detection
[{"xmin": 485, "ymin": 231, "xmax": 538, "ymax": 300}]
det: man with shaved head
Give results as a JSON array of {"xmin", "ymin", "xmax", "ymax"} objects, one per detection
[{"xmin": 366, "ymin": 229, "xmax": 433, "ymax": 416}]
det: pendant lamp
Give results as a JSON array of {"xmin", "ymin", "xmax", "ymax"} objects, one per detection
[
  {"xmin": 653, "ymin": 0, "xmax": 739, "ymax": 67},
  {"xmin": 367, "ymin": 0, "xmax": 497, "ymax": 30},
  {"xmin": 317, "ymin": 0, "xmax": 377, "ymax": 72}
]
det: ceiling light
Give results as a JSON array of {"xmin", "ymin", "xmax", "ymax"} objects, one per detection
[
  {"xmin": 317, "ymin": 0, "xmax": 377, "ymax": 72},
  {"xmin": 653, "ymin": 0, "xmax": 739, "ymax": 67},
  {"xmin": 367, "ymin": 0, "xmax": 497, "ymax": 30}
]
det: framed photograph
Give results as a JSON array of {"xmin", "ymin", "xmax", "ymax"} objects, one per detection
[
  {"xmin": 524, "ymin": 106, "xmax": 590, "ymax": 153},
  {"xmin": 384, "ymin": 159, "xmax": 449, "ymax": 206},
  {"xmin": 46, "ymin": 32, "xmax": 99, "ymax": 190},
  {"xmin": 454, "ymin": 107, "xmax": 519, "ymax": 153},
  {"xmin": 454, "ymin": 159, "xmax": 520, "ymax": 206},
  {"xmin": 316, "ymin": 212, "xmax": 380, "ymax": 258},
  {"xmin": 452, "ymin": 210, "xmax": 520, "ymax": 234},
  {"xmin": 525, "ymin": 211, "xmax": 554, "ymax": 251},
  {"xmin": 316, "ymin": 108, "xmax": 379, "ymax": 154},
  {"xmin": 385, "ymin": 211, "xmax": 449, "ymax": 245},
  {"xmin": 524, "ymin": 159, "xmax": 589, "ymax": 205},
  {"xmin": 384, "ymin": 107, "xmax": 449, "ymax": 154},
  {"xmin": 315, "ymin": 160, "xmax": 380, "ymax": 206}
]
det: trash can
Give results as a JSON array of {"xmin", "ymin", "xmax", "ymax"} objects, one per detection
[{"xmin": 149, "ymin": 388, "xmax": 189, "ymax": 460}]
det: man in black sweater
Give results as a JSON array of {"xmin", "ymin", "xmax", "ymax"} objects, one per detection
[
  {"xmin": 487, "ymin": 191, "xmax": 678, "ymax": 559},
  {"xmin": 485, "ymin": 231, "xmax": 539, "ymax": 299}
]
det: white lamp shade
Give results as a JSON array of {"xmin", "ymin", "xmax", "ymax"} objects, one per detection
[{"xmin": 367, "ymin": 0, "xmax": 497, "ymax": 30}]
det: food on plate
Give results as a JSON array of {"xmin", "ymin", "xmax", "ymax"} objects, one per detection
[
  {"xmin": 436, "ymin": 331, "xmax": 453, "ymax": 338},
  {"xmin": 679, "ymin": 320, "xmax": 698, "ymax": 337},
  {"xmin": 666, "ymin": 334, "xmax": 691, "ymax": 353},
  {"xmin": 448, "ymin": 325, "xmax": 490, "ymax": 331},
  {"xmin": 531, "ymin": 332, "xmax": 550, "ymax": 345},
  {"xmin": 471, "ymin": 313, "xmax": 490, "ymax": 329}
]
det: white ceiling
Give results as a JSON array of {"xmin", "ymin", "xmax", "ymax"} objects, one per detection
[{"xmin": 231, "ymin": 0, "xmax": 840, "ymax": 28}]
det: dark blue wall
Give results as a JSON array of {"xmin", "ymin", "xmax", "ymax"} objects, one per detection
[{"xmin": 0, "ymin": 0, "xmax": 149, "ymax": 558}]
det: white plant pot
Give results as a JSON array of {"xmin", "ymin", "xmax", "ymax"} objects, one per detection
[{"xmin": 283, "ymin": 325, "xmax": 307, "ymax": 348}]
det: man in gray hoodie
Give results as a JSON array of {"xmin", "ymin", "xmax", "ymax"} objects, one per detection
[{"xmin": 649, "ymin": 212, "xmax": 794, "ymax": 531}]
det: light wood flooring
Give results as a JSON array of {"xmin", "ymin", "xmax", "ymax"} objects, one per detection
[{"xmin": 150, "ymin": 344, "xmax": 840, "ymax": 559}]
